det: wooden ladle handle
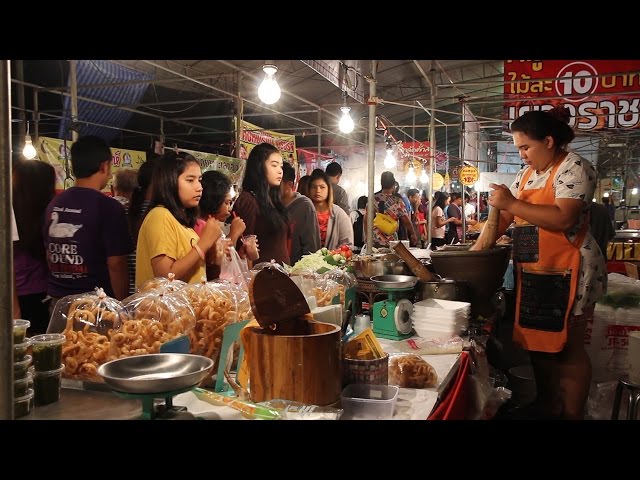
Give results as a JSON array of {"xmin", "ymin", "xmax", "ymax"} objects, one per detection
[
  {"xmin": 392, "ymin": 242, "xmax": 436, "ymax": 282},
  {"xmin": 470, "ymin": 206, "xmax": 501, "ymax": 251}
]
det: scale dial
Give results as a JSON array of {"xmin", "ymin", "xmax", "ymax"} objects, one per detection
[{"xmin": 394, "ymin": 299, "xmax": 414, "ymax": 334}]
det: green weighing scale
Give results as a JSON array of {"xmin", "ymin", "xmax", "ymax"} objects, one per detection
[{"xmin": 370, "ymin": 275, "xmax": 418, "ymax": 340}]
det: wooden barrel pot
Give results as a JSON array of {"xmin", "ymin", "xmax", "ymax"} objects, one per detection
[{"xmin": 246, "ymin": 321, "xmax": 342, "ymax": 406}]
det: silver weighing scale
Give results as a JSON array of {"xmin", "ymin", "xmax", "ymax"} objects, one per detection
[{"xmin": 370, "ymin": 275, "xmax": 418, "ymax": 340}]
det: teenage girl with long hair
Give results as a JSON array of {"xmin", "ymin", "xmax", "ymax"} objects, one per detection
[
  {"xmin": 136, "ymin": 152, "xmax": 222, "ymax": 286},
  {"xmin": 13, "ymin": 159, "xmax": 56, "ymax": 334},
  {"xmin": 232, "ymin": 143, "xmax": 289, "ymax": 265},
  {"xmin": 431, "ymin": 191, "xmax": 455, "ymax": 248},
  {"xmin": 308, "ymin": 168, "xmax": 353, "ymax": 250}
]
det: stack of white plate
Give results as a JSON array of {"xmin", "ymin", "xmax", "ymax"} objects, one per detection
[{"xmin": 411, "ymin": 298, "xmax": 471, "ymax": 339}]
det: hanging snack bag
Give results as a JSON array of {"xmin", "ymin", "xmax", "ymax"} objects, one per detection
[
  {"xmin": 109, "ymin": 289, "xmax": 196, "ymax": 359},
  {"xmin": 47, "ymin": 287, "xmax": 122, "ymax": 382}
]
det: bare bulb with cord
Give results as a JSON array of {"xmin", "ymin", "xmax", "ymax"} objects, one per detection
[
  {"xmin": 383, "ymin": 148, "xmax": 396, "ymax": 169},
  {"xmin": 338, "ymin": 106, "xmax": 355, "ymax": 133},
  {"xmin": 406, "ymin": 165, "xmax": 417, "ymax": 185},
  {"xmin": 420, "ymin": 168, "xmax": 429, "ymax": 184},
  {"xmin": 22, "ymin": 135, "xmax": 37, "ymax": 160},
  {"xmin": 258, "ymin": 65, "xmax": 281, "ymax": 105}
]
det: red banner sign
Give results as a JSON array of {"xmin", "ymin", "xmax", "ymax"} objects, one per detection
[
  {"xmin": 399, "ymin": 141, "xmax": 448, "ymax": 169},
  {"xmin": 504, "ymin": 60, "xmax": 640, "ymax": 130}
]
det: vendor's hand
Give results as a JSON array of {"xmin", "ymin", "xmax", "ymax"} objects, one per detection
[{"xmin": 488, "ymin": 183, "xmax": 516, "ymax": 211}]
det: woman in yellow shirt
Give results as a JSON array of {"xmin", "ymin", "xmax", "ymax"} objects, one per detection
[{"xmin": 136, "ymin": 152, "xmax": 222, "ymax": 287}]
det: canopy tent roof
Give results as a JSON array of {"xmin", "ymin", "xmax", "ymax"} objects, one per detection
[{"xmin": 13, "ymin": 59, "xmax": 640, "ymax": 177}]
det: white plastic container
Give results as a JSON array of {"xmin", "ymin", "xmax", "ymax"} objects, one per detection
[{"xmin": 341, "ymin": 384, "xmax": 399, "ymax": 420}]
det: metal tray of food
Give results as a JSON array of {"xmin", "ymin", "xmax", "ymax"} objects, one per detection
[{"xmin": 97, "ymin": 353, "xmax": 214, "ymax": 394}]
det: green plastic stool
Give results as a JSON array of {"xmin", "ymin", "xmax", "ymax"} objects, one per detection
[{"xmin": 214, "ymin": 319, "xmax": 250, "ymax": 395}]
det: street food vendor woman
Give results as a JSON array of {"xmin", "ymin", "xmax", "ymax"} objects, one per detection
[{"xmin": 473, "ymin": 107, "xmax": 606, "ymax": 419}]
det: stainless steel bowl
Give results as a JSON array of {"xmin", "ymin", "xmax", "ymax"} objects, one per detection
[
  {"xmin": 352, "ymin": 254, "xmax": 411, "ymax": 279},
  {"xmin": 370, "ymin": 275, "xmax": 419, "ymax": 290},
  {"xmin": 97, "ymin": 353, "xmax": 214, "ymax": 394}
]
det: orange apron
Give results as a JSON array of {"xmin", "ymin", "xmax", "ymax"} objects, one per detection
[{"xmin": 512, "ymin": 161, "xmax": 588, "ymax": 353}]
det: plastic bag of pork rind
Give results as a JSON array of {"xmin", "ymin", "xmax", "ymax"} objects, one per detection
[
  {"xmin": 47, "ymin": 287, "xmax": 122, "ymax": 382},
  {"xmin": 178, "ymin": 279, "xmax": 240, "ymax": 368},
  {"xmin": 108, "ymin": 289, "xmax": 196, "ymax": 360},
  {"xmin": 137, "ymin": 272, "xmax": 187, "ymax": 294},
  {"xmin": 313, "ymin": 277, "xmax": 344, "ymax": 307}
]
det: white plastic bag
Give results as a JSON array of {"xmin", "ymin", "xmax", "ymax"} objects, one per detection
[{"xmin": 220, "ymin": 246, "xmax": 250, "ymax": 289}]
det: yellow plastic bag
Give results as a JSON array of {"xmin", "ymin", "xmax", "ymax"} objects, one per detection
[{"xmin": 373, "ymin": 212, "xmax": 398, "ymax": 235}]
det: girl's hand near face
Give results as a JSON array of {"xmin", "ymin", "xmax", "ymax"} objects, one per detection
[
  {"xmin": 199, "ymin": 217, "xmax": 223, "ymax": 251},
  {"xmin": 229, "ymin": 216, "xmax": 246, "ymax": 244}
]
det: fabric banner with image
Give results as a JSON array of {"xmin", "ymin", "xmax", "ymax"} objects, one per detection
[
  {"xmin": 176, "ymin": 147, "xmax": 246, "ymax": 185},
  {"xmin": 35, "ymin": 136, "xmax": 146, "ymax": 193},
  {"xmin": 239, "ymin": 119, "xmax": 297, "ymax": 168}
]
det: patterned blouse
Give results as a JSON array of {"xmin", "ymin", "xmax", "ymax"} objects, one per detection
[{"xmin": 509, "ymin": 151, "xmax": 606, "ymax": 315}]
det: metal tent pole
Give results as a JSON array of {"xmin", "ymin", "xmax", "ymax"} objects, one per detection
[
  {"xmin": 427, "ymin": 62, "xmax": 436, "ymax": 247},
  {"xmin": 366, "ymin": 61, "xmax": 377, "ymax": 254},
  {"xmin": 69, "ymin": 60, "xmax": 78, "ymax": 141},
  {"xmin": 0, "ymin": 60, "xmax": 13, "ymax": 419}
]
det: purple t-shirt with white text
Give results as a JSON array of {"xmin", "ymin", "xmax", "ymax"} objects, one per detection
[{"xmin": 44, "ymin": 187, "xmax": 133, "ymax": 298}]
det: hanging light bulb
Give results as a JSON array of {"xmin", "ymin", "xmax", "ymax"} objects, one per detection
[
  {"xmin": 420, "ymin": 166, "xmax": 429, "ymax": 184},
  {"xmin": 383, "ymin": 146, "xmax": 396, "ymax": 169},
  {"xmin": 258, "ymin": 64, "xmax": 281, "ymax": 105},
  {"xmin": 339, "ymin": 106, "xmax": 355, "ymax": 134},
  {"xmin": 406, "ymin": 164, "xmax": 417, "ymax": 185},
  {"xmin": 338, "ymin": 90, "xmax": 354, "ymax": 134},
  {"xmin": 23, "ymin": 135, "xmax": 37, "ymax": 160},
  {"xmin": 603, "ymin": 191, "xmax": 610, "ymax": 198},
  {"xmin": 383, "ymin": 136, "xmax": 396, "ymax": 169},
  {"xmin": 229, "ymin": 185, "xmax": 236, "ymax": 198},
  {"xmin": 23, "ymin": 121, "xmax": 37, "ymax": 160},
  {"xmin": 633, "ymin": 187, "xmax": 638, "ymax": 195}
]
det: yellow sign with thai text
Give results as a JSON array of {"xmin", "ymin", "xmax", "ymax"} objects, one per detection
[{"xmin": 459, "ymin": 166, "xmax": 479, "ymax": 186}]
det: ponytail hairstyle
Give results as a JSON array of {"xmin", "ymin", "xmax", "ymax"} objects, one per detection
[
  {"xmin": 510, "ymin": 106, "xmax": 575, "ymax": 151},
  {"xmin": 241, "ymin": 142, "xmax": 288, "ymax": 233}
]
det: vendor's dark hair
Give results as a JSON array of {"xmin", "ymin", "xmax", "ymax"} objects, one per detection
[
  {"xmin": 129, "ymin": 158, "xmax": 156, "ymax": 242},
  {"xmin": 433, "ymin": 190, "xmax": 449, "ymax": 211},
  {"xmin": 70, "ymin": 135, "xmax": 111, "ymax": 178},
  {"xmin": 200, "ymin": 170, "xmax": 231, "ymax": 217},
  {"xmin": 241, "ymin": 142, "xmax": 288, "ymax": 233},
  {"xmin": 510, "ymin": 108, "xmax": 575, "ymax": 151},
  {"xmin": 282, "ymin": 161, "xmax": 296, "ymax": 184},
  {"xmin": 13, "ymin": 159, "xmax": 56, "ymax": 260},
  {"xmin": 297, "ymin": 175, "xmax": 311, "ymax": 197},
  {"xmin": 151, "ymin": 151, "xmax": 200, "ymax": 228}
]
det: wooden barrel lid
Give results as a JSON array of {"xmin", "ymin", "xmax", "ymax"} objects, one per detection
[{"xmin": 249, "ymin": 267, "xmax": 311, "ymax": 329}]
